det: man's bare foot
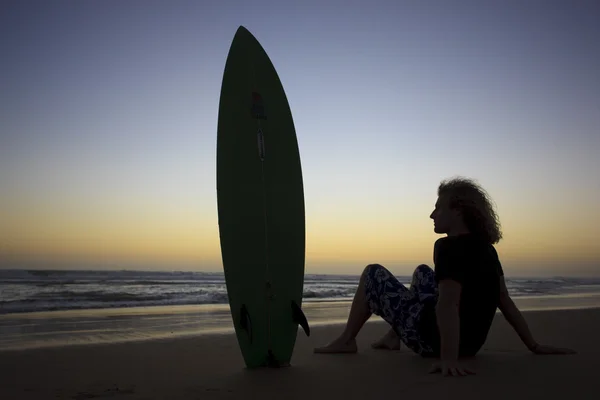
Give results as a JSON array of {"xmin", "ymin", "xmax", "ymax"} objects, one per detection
[
  {"xmin": 371, "ymin": 329, "xmax": 402, "ymax": 350},
  {"xmin": 314, "ymin": 337, "xmax": 357, "ymax": 354}
]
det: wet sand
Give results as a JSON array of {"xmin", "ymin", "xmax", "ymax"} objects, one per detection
[{"xmin": 1, "ymin": 307, "xmax": 598, "ymax": 399}]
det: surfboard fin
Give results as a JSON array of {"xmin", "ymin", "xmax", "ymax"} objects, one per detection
[
  {"xmin": 291, "ymin": 301, "xmax": 310, "ymax": 337},
  {"xmin": 240, "ymin": 304, "xmax": 253, "ymax": 343}
]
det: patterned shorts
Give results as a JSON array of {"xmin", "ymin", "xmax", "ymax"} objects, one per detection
[{"xmin": 364, "ymin": 264, "xmax": 439, "ymax": 356}]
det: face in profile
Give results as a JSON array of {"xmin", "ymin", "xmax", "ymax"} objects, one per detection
[{"xmin": 430, "ymin": 195, "xmax": 462, "ymax": 234}]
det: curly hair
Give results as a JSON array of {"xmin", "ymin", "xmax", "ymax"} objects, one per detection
[{"xmin": 437, "ymin": 176, "xmax": 503, "ymax": 244}]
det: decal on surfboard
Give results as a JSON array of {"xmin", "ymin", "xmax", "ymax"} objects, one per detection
[
  {"xmin": 257, "ymin": 128, "xmax": 265, "ymax": 160},
  {"xmin": 251, "ymin": 92, "xmax": 267, "ymax": 119}
]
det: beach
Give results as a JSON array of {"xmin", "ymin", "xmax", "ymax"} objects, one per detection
[{"xmin": 1, "ymin": 307, "xmax": 599, "ymax": 400}]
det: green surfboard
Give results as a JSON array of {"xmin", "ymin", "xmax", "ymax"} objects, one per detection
[{"xmin": 216, "ymin": 26, "xmax": 310, "ymax": 368}]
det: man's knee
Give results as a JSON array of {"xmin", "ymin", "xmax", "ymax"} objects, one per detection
[
  {"xmin": 414, "ymin": 264, "xmax": 433, "ymax": 275},
  {"xmin": 363, "ymin": 263, "xmax": 385, "ymax": 275}
]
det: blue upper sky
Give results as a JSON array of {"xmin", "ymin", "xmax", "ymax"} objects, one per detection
[{"xmin": 1, "ymin": 0, "xmax": 599, "ymax": 275}]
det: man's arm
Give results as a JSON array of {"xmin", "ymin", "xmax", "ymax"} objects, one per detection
[
  {"xmin": 498, "ymin": 276, "xmax": 538, "ymax": 351},
  {"xmin": 436, "ymin": 279, "xmax": 462, "ymax": 361}
]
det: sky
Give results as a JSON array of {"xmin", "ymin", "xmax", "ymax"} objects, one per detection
[{"xmin": 1, "ymin": 0, "xmax": 599, "ymax": 276}]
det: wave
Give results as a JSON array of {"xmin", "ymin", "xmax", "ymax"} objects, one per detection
[
  {"xmin": 2, "ymin": 269, "xmax": 600, "ymax": 315},
  {"xmin": 0, "ymin": 292, "xmax": 232, "ymax": 314},
  {"xmin": 0, "ymin": 280, "xmax": 224, "ymax": 286},
  {"xmin": 303, "ymin": 288, "xmax": 357, "ymax": 298},
  {"xmin": 0, "ymin": 288, "xmax": 357, "ymax": 314}
]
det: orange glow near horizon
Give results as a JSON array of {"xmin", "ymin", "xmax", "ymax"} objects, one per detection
[{"xmin": 2, "ymin": 198, "xmax": 598, "ymax": 277}]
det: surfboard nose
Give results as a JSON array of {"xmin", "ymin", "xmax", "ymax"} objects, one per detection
[{"xmin": 235, "ymin": 25, "xmax": 253, "ymax": 40}]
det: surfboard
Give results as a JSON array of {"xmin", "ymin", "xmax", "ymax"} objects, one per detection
[{"xmin": 216, "ymin": 26, "xmax": 310, "ymax": 369}]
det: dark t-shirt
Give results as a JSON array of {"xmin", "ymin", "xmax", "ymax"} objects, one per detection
[{"xmin": 420, "ymin": 234, "xmax": 504, "ymax": 357}]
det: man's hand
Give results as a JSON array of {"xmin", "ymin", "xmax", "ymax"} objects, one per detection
[
  {"xmin": 428, "ymin": 360, "xmax": 476, "ymax": 377},
  {"xmin": 531, "ymin": 343, "xmax": 577, "ymax": 355}
]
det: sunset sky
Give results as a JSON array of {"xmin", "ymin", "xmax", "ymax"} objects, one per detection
[{"xmin": 1, "ymin": 0, "xmax": 599, "ymax": 276}]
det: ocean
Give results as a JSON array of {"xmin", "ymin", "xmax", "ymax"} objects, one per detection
[
  {"xmin": 2, "ymin": 269, "xmax": 600, "ymax": 314},
  {"xmin": 1, "ymin": 269, "xmax": 600, "ymax": 351}
]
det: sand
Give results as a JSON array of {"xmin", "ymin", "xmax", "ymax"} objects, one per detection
[{"xmin": 1, "ymin": 308, "xmax": 599, "ymax": 400}]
